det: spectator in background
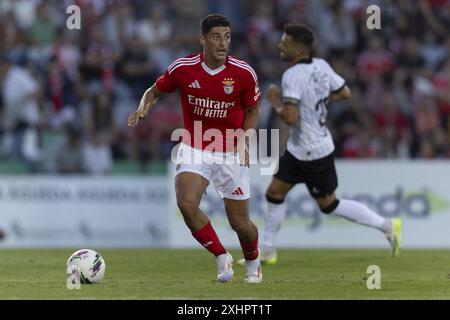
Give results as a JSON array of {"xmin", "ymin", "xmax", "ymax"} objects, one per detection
[
  {"xmin": 320, "ymin": 0, "xmax": 357, "ymax": 56},
  {"xmin": 341, "ymin": 128, "xmax": 378, "ymax": 159},
  {"xmin": 44, "ymin": 55, "xmax": 78, "ymax": 129},
  {"xmin": 0, "ymin": 11, "xmax": 28, "ymax": 53},
  {"xmin": 396, "ymin": 36, "xmax": 426, "ymax": 74},
  {"xmin": 127, "ymin": 112, "xmax": 155, "ymax": 174},
  {"xmin": 27, "ymin": 1, "xmax": 57, "ymax": 49},
  {"xmin": 415, "ymin": 95, "xmax": 441, "ymax": 138},
  {"xmin": 1, "ymin": 0, "xmax": 450, "ymax": 175},
  {"xmin": 115, "ymin": 35, "xmax": 158, "ymax": 100},
  {"xmin": 78, "ymin": 22, "xmax": 118, "ymax": 94},
  {"xmin": 52, "ymin": 125, "xmax": 86, "ymax": 174},
  {"xmin": 50, "ymin": 28, "xmax": 81, "ymax": 79},
  {"xmin": 373, "ymin": 93, "xmax": 410, "ymax": 158},
  {"xmin": 148, "ymin": 94, "xmax": 184, "ymax": 159},
  {"xmin": 433, "ymin": 57, "xmax": 450, "ymax": 137},
  {"xmin": 134, "ymin": 4, "xmax": 172, "ymax": 73},
  {"xmin": 171, "ymin": 0, "xmax": 207, "ymax": 56},
  {"xmin": 0, "ymin": 54, "xmax": 42, "ymax": 172},
  {"xmin": 83, "ymin": 131, "xmax": 113, "ymax": 175},
  {"xmin": 245, "ymin": 0, "xmax": 280, "ymax": 84},
  {"xmin": 126, "ymin": 94, "xmax": 183, "ymax": 173},
  {"xmin": 103, "ymin": 1, "xmax": 135, "ymax": 52},
  {"xmin": 357, "ymin": 36, "xmax": 395, "ymax": 83},
  {"xmin": 418, "ymin": 0, "xmax": 450, "ymax": 38},
  {"xmin": 84, "ymin": 90, "xmax": 119, "ymax": 157}
]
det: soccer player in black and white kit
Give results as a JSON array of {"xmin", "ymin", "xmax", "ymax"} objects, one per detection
[{"xmin": 257, "ymin": 23, "xmax": 401, "ymax": 265}]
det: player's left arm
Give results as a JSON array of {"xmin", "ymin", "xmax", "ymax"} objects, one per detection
[
  {"xmin": 325, "ymin": 60, "xmax": 351, "ymax": 102},
  {"xmin": 238, "ymin": 104, "xmax": 260, "ymax": 167},
  {"xmin": 243, "ymin": 104, "xmax": 261, "ymax": 131},
  {"xmin": 239, "ymin": 71, "xmax": 262, "ymax": 166},
  {"xmin": 329, "ymin": 84, "xmax": 351, "ymax": 101}
]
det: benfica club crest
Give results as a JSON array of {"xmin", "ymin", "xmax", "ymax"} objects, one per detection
[{"xmin": 222, "ymin": 78, "xmax": 235, "ymax": 94}]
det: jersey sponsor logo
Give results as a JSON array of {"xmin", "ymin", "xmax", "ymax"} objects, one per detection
[
  {"xmin": 222, "ymin": 78, "xmax": 235, "ymax": 94},
  {"xmin": 188, "ymin": 94, "xmax": 235, "ymax": 118},
  {"xmin": 187, "ymin": 95, "xmax": 235, "ymax": 109}
]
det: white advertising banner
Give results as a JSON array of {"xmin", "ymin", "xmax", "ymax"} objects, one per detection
[
  {"xmin": 0, "ymin": 176, "xmax": 170, "ymax": 247},
  {"xmin": 169, "ymin": 161, "xmax": 450, "ymax": 248},
  {"xmin": 1, "ymin": 160, "xmax": 449, "ymax": 248}
]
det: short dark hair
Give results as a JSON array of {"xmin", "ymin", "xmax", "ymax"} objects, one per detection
[
  {"xmin": 284, "ymin": 23, "xmax": 314, "ymax": 49},
  {"xmin": 201, "ymin": 14, "xmax": 231, "ymax": 34}
]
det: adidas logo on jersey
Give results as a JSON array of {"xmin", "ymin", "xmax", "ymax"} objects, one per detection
[
  {"xmin": 188, "ymin": 80, "xmax": 201, "ymax": 88},
  {"xmin": 232, "ymin": 187, "xmax": 244, "ymax": 196}
]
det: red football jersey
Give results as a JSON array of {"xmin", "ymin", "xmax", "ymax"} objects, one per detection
[{"xmin": 155, "ymin": 53, "xmax": 261, "ymax": 151}]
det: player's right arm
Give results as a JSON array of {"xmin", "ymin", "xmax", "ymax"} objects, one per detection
[
  {"xmin": 127, "ymin": 84, "xmax": 164, "ymax": 127},
  {"xmin": 127, "ymin": 60, "xmax": 180, "ymax": 127},
  {"xmin": 268, "ymin": 69, "xmax": 302, "ymax": 126},
  {"xmin": 266, "ymin": 84, "xmax": 299, "ymax": 126}
]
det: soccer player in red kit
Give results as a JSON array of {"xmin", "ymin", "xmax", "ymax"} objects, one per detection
[{"xmin": 128, "ymin": 14, "xmax": 262, "ymax": 283}]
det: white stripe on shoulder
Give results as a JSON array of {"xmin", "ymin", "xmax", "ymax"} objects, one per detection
[
  {"xmin": 168, "ymin": 55, "xmax": 200, "ymax": 72},
  {"xmin": 228, "ymin": 57, "xmax": 257, "ymax": 79},
  {"xmin": 228, "ymin": 60, "xmax": 257, "ymax": 82},
  {"xmin": 168, "ymin": 57, "xmax": 200, "ymax": 73},
  {"xmin": 168, "ymin": 55, "xmax": 200, "ymax": 69},
  {"xmin": 168, "ymin": 58, "xmax": 201, "ymax": 74},
  {"xmin": 228, "ymin": 56, "xmax": 251, "ymax": 66}
]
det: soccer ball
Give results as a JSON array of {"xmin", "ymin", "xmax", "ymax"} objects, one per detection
[{"xmin": 67, "ymin": 249, "xmax": 106, "ymax": 284}]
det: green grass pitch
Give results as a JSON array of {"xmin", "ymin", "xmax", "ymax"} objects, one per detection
[{"xmin": 0, "ymin": 249, "xmax": 449, "ymax": 299}]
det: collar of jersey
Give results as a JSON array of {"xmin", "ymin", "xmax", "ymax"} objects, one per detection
[
  {"xmin": 200, "ymin": 53, "xmax": 227, "ymax": 75},
  {"xmin": 296, "ymin": 57, "xmax": 313, "ymax": 64}
]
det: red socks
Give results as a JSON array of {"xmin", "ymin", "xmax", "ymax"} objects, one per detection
[
  {"xmin": 192, "ymin": 221, "xmax": 259, "ymax": 261},
  {"xmin": 192, "ymin": 221, "xmax": 227, "ymax": 257},
  {"xmin": 239, "ymin": 233, "xmax": 259, "ymax": 261}
]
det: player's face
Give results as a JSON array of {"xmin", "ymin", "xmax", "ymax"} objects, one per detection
[
  {"xmin": 278, "ymin": 33, "xmax": 301, "ymax": 62},
  {"xmin": 201, "ymin": 26, "xmax": 231, "ymax": 62}
]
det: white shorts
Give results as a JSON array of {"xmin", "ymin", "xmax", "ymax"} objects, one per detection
[{"xmin": 174, "ymin": 143, "xmax": 250, "ymax": 200}]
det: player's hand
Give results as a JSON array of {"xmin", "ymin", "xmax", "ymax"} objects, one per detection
[
  {"xmin": 236, "ymin": 139, "xmax": 250, "ymax": 167},
  {"xmin": 127, "ymin": 110, "xmax": 142, "ymax": 127},
  {"xmin": 127, "ymin": 93, "xmax": 151, "ymax": 127},
  {"xmin": 266, "ymin": 84, "xmax": 281, "ymax": 107}
]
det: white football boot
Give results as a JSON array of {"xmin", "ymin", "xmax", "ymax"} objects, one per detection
[
  {"xmin": 216, "ymin": 252, "xmax": 234, "ymax": 282},
  {"xmin": 244, "ymin": 251, "xmax": 262, "ymax": 283},
  {"xmin": 385, "ymin": 218, "xmax": 402, "ymax": 257},
  {"xmin": 237, "ymin": 247, "xmax": 277, "ymax": 266}
]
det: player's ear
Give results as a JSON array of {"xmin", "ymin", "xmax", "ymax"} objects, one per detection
[
  {"xmin": 292, "ymin": 43, "xmax": 303, "ymax": 56},
  {"xmin": 199, "ymin": 34, "xmax": 206, "ymax": 46}
]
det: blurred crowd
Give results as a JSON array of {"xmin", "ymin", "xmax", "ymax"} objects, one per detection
[{"xmin": 0, "ymin": 0, "xmax": 449, "ymax": 175}]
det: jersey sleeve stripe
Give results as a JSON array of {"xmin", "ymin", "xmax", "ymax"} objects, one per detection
[
  {"xmin": 228, "ymin": 60, "xmax": 257, "ymax": 82},
  {"xmin": 168, "ymin": 55, "xmax": 200, "ymax": 69},
  {"xmin": 168, "ymin": 57, "xmax": 201, "ymax": 73},
  {"xmin": 228, "ymin": 57, "xmax": 258, "ymax": 81},
  {"xmin": 168, "ymin": 58, "xmax": 201, "ymax": 74},
  {"xmin": 331, "ymin": 82, "xmax": 346, "ymax": 93},
  {"xmin": 229, "ymin": 56, "xmax": 253, "ymax": 67},
  {"xmin": 168, "ymin": 55, "xmax": 200, "ymax": 72},
  {"xmin": 282, "ymin": 97, "xmax": 300, "ymax": 104}
]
